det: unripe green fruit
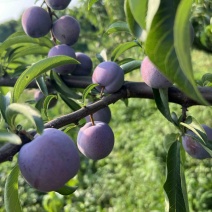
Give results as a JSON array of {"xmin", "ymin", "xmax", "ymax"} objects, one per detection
[
  {"xmin": 77, "ymin": 121, "xmax": 114, "ymax": 160},
  {"xmin": 141, "ymin": 56, "xmax": 172, "ymax": 89},
  {"xmin": 18, "ymin": 128, "xmax": 80, "ymax": 192}
]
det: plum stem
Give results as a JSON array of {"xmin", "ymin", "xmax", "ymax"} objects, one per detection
[
  {"xmin": 100, "ymin": 86, "xmax": 105, "ymax": 98},
  {"xmin": 90, "ymin": 114, "xmax": 95, "ymax": 126}
]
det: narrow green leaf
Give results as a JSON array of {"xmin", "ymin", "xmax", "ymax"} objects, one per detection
[
  {"xmin": 50, "ymin": 71, "xmax": 81, "ymax": 99},
  {"xmin": 0, "ymin": 131, "xmax": 22, "ymax": 144},
  {"xmin": 163, "ymin": 141, "xmax": 187, "ymax": 212},
  {"xmin": 82, "ymin": 84, "xmax": 99, "ymax": 106},
  {"xmin": 88, "ymin": 0, "xmax": 99, "ymax": 10},
  {"xmin": 111, "ymin": 41, "xmax": 139, "ymax": 61},
  {"xmin": 0, "ymin": 35, "xmax": 52, "ymax": 55},
  {"xmin": 129, "ymin": 0, "xmax": 147, "ymax": 29},
  {"xmin": 120, "ymin": 60, "xmax": 141, "ymax": 74},
  {"xmin": 174, "ymin": 0, "xmax": 195, "ymax": 83},
  {"xmin": 152, "ymin": 88, "xmax": 173, "ymax": 123},
  {"xmin": 105, "ymin": 21, "xmax": 130, "ymax": 35},
  {"xmin": 9, "ymin": 45, "xmax": 49, "ymax": 62},
  {"xmin": 60, "ymin": 94, "xmax": 81, "ymax": 111},
  {"xmin": 12, "ymin": 56, "xmax": 79, "ymax": 103},
  {"xmin": 5, "ymin": 103, "xmax": 44, "ymax": 134},
  {"xmin": 55, "ymin": 185, "xmax": 78, "ymax": 195},
  {"xmin": 36, "ymin": 75, "xmax": 49, "ymax": 96},
  {"xmin": 4, "ymin": 164, "xmax": 22, "ymax": 212},
  {"xmin": 145, "ymin": 0, "xmax": 208, "ymax": 105},
  {"xmin": 43, "ymin": 95, "xmax": 57, "ymax": 118},
  {"xmin": 124, "ymin": 0, "xmax": 142, "ymax": 38},
  {"xmin": 0, "ymin": 92, "xmax": 11, "ymax": 122}
]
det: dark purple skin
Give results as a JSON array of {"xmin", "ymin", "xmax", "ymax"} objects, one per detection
[
  {"xmin": 34, "ymin": 90, "xmax": 57, "ymax": 108},
  {"xmin": 52, "ymin": 15, "xmax": 80, "ymax": 46},
  {"xmin": 77, "ymin": 121, "xmax": 114, "ymax": 160},
  {"xmin": 18, "ymin": 128, "xmax": 80, "ymax": 192},
  {"xmin": 92, "ymin": 61, "xmax": 124, "ymax": 94},
  {"xmin": 141, "ymin": 56, "xmax": 172, "ymax": 89},
  {"xmin": 22, "ymin": 6, "xmax": 51, "ymax": 38},
  {"xmin": 45, "ymin": 0, "xmax": 72, "ymax": 10},
  {"xmin": 48, "ymin": 44, "xmax": 76, "ymax": 75},
  {"xmin": 85, "ymin": 106, "xmax": 111, "ymax": 124},
  {"xmin": 182, "ymin": 125, "xmax": 212, "ymax": 160},
  {"xmin": 71, "ymin": 52, "xmax": 93, "ymax": 76}
]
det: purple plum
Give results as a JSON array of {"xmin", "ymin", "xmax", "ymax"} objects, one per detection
[
  {"xmin": 182, "ymin": 125, "xmax": 212, "ymax": 159},
  {"xmin": 71, "ymin": 52, "xmax": 93, "ymax": 76},
  {"xmin": 45, "ymin": 0, "xmax": 72, "ymax": 10},
  {"xmin": 48, "ymin": 44, "xmax": 77, "ymax": 74},
  {"xmin": 141, "ymin": 56, "xmax": 172, "ymax": 89},
  {"xmin": 77, "ymin": 121, "xmax": 114, "ymax": 160},
  {"xmin": 22, "ymin": 6, "xmax": 51, "ymax": 38},
  {"xmin": 85, "ymin": 106, "xmax": 111, "ymax": 124},
  {"xmin": 92, "ymin": 61, "xmax": 124, "ymax": 94},
  {"xmin": 52, "ymin": 15, "xmax": 80, "ymax": 45},
  {"xmin": 18, "ymin": 128, "xmax": 80, "ymax": 192},
  {"xmin": 34, "ymin": 90, "xmax": 57, "ymax": 108}
]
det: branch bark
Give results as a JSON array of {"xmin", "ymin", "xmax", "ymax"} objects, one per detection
[{"xmin": 0, "ymin": 76, "xmax": 212, "ymax": 163}]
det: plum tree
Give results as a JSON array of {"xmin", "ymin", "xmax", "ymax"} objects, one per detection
[
  {"xmin": 52, "ymin": 15, "xmax": 80, "ymax": 45},
  {"xmin": 85, "ymin": 106, "xmax": 111, "ymax": 124},
  {"xmin": 140, "ymin": 56, "xmax": 172, "ymax": 89},
  {"xmin": 71, "ymin": 52, "xmax": 93, "ymax": 76},
  {"xmin": 18, "ymin": 128, "xmax": 80, "ymax": 192},
  {"xmin": 48, "ymin": 44, "xmax": 76, "ymax": 74},
  {"xmin": 45, "ymin": 0, "xmax": 72, "ymax": 10},
  {"xmin": 22, "ymin": 6, "xmax": 52, "ymax": 38},
  {"xmin": 77, "ymin": 121, "xmax": 114, "ymax": 160},
  {"xmin": 92, "ymin": 61, "xmax": 124, "ymax": 94},
  {"xmin": 182, "ymin": 125, "xmax": 212, "ymax": 159}
]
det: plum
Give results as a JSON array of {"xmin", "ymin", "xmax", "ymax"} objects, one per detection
[
  {"xmin": 182, "ymin": 125, "xmax": 212, "ymax": 159},
  {"xmin": 18, "ymin": 128, "xmax": 80, "ymax": 192},
  {"xmin": 52, "ymin": 15, "xmax": 80, "ymax": 45},
  {"xmin": 48, "ymin": 44, "xmax": 76, "ymax": 74},
  {"xmin": 92, "ymin": 61, "xmax": 124, "ymax": 94},
  {"xmin": 141, "ymin": 56, "xmax": 172, "ymax": 89},
  {"xmin": 34, "ymin": 90, "xmax": 57, "ymax": 108},
  {"xmin": 71, "ymin": 52, "xmax": 93, "ymax": 76},
  {"xmin": 45, "ymin": 0, "xmax": 72, "ymax": 10},
  {"xmin": 77, "ymin": 121, "xmax": 114, "ymax": 160},
  {"xmin": 22, "ymin": 6, "xmax": 51, "ymax": 38},
  {"xmin": 85, "ymin": 106, "xmax": 111, "ymax": 124}
]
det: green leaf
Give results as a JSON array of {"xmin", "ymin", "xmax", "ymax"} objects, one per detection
[
  {"xmin": 50, "ymin": 71, "xmax": 81, "ymax": 99},
  {"xmin": 82, "ymin": 84, "xmax": 99, "ymax": 106},
  {"xmin": 163, "ymin": 141, "xmax": 187, "ymax": 212},
  {"xmin": 0, "ymin": 35, "xmax": 52, "ymax": 55},
  {"xmin": 111, "ymin": 41, "xmax": 139, "ymax": 61},
  {"xmin": 5, "ymin": 103, "xmax": 44, "ymax": 134},
  {"xmin": 4, "ymin": 164, "xmax": 22, "ymax": 212},
  {"xmin": 55, "ymin": 185, "xmax": 78, "ymax": 195},
  {"xmin": 0, "ymin": 92, "xmax": 11, "ymax": 122},
  {"xmin": 129, "ymin": 0, "xmax": 147, "ymax": 29},
  {"xmin": 9, "ymin": 45, "xmax": 49, "ymax": 62},
  {"xmin": 12, "ymin": 56, "xmax": 79, "ymax": 103},
  {"xmin": 124, "ymin": 0, "xmax": 142, "ymax": 38},
  {"xmin": 145, "ymin": 0, "xmax": 208, "ymax": 105},
  {"xmin": 105, "ymin": 21, "xmax": 130, "ymax": 35},
  {"xmin": 152, "ymin": 88, "xmax": 173, "ymax": 123},
  {"xmin": 35, "ymin": 75, "xmax": 49, "ymax": 96},
  {"xmin": 88, "ymin": 0, "xmax": 99, "ymax": 10},
  {"xmin": 43, "ymin": 95, "xmax": 57, "ymax": 118},
  {"xmin": 120, "ymin": 60, "xmax": 141, "ymax": 74},
  {"xmin": 0, "ymin": 131, "xmax": 22, "ymax": 144},
  {"xmin": 60, "ymin": 94, "xmax": 82, "ymax": 111}
]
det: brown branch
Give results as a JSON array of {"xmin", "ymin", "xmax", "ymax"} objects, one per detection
[{"xmin": 0, "ymin": 76, "xmax": 212, "ymax": 163}]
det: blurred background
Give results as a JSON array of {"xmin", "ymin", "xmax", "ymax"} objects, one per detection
[{"xmin": 0, "ymin": 0, "xmax": 212, "ymax": 211}]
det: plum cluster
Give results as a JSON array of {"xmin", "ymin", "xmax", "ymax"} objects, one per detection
[{"xmin": 22, "ymin": 0, "xmax": 92, "ymax": 76}]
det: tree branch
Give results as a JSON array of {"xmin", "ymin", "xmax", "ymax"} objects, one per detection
[{"xmin": 0, "ymin": 76, "xmax": 212, "ymax": 164}]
